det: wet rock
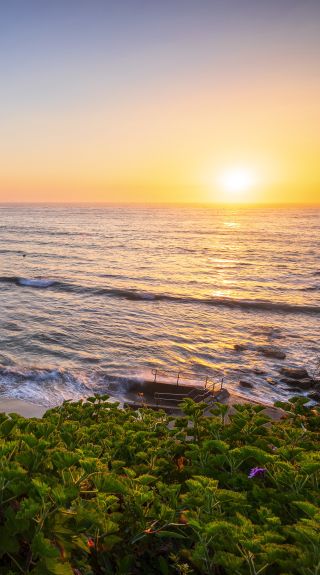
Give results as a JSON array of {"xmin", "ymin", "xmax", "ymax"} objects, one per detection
[
  {"xmin": 234, "ymin": 344, "xmax": 247, "ymax": 352},
  {"xmin": 282, "ymin": 377, "xmax": 313, "ymax": 390},
  {"xmin": 308, "ymin": 391, "xmax": 320, "ymax": 403},
  {"xmin": 279, "ymin": 367, "xmax": 309, "ymax": 380},
  {"xmin": 257, "ymin": 345, "xmax": 286, "ymax": 360},
  {"xmin": 266, "ymin": 378, "xmax": 277, "ymax": 385},
  {"xmin": 280, "ymin": 377, "xmax": 299, "ymax": 385},
  {"xmin": 239, "ymin": 380, "xmax": 254, "ymax": 389},
  {"xmin": 297, "ymin": 378, "xmax": 314, "ymax": 389},
  {"xmin": 252, "ymin": 368, "xmax": 267, "ymax": 375}
]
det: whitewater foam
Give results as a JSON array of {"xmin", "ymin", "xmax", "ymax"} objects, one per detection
[
  {"xmin": 18, "ymin": 278, "xmax": 56, "ymax": 288},
  {"xmin": 0, "ymin": 365, "xmax": 103, "ymax": 407},
  {"xmin": 0, "ymin": 365, "xmax": 155, "ymax": 407}
]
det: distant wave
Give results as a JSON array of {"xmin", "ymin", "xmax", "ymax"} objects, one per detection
[
  {"xmin": 18, "ymin": 278, "xmax": 56, "ymax": 288},
  {"xmin": 0, "ymin": 276, "xmax": 319, "ymax": 315},
  {"xmin": 0, "ymin": 276, "xmax": 57, "ymax": 288},
  {"xmin": 299, "ymin": 285, "xmax": 320, "ymax": 292}
]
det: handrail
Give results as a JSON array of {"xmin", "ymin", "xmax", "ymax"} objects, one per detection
[
  {"xmin": 156, "ymin": 397, "xmax": 188, "ymax": 404},
  {"xmin": 154, "ymin": 387, "xmax": 214, "ymax": 399},
  {"xmin": 154, "ymin": 384, "xmax": 223, "ymax": 407},
  {"xmin": 154, "ymin": 387, "xmax": 199, "ymax": 398},
  {"xmin": 154, "ymin": 392, "xmax": 191, "ymax": 398},
  {"xmin": 151, "ymin": 368, "xmax": 222, "ymax": 388}
]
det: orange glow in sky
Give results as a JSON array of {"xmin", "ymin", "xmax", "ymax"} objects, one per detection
[{"xmin": 0, "ymin": 2, "xmax": 319, "ymax": 204}]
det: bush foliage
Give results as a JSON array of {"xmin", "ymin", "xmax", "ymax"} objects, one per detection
[{"xmin": 0, "ymin": 395, "xmax": 319, "ymax": 574}]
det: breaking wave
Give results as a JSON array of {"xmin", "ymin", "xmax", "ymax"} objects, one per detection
[
  {"xmin": 18, "ymin": 278, "xmax": 56, "ymax": 288},
  {"xmin": 0, "ymin": 276, "xmax": 319, "ymax": 315},
  {"xmin": 0, "ymin": 364, "xmax": 146, "ymax": 407}
]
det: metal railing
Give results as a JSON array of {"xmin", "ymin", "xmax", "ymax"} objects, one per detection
[
  {"xmin": 151, "ymin": 368, "xmax": 222, "ymax": 389},
  {"xmin": 154, "ymin": 387, "xmax": 200, "ymax": 406},
  {"xmin": 154, "ymin": 380, "xmax": 224, "ymax": 408}
]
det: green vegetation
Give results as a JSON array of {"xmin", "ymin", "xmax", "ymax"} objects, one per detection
[{"xmin": 0, "ymin": 396, "xmax": 319, "ymax": 575}]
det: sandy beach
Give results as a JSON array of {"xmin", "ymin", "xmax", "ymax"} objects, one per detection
[
  {"xmin": 0, "ymin": 390, "xmax": 285, "ymax": 421},
  {"xmin": 0, "ymin": 399, "xmax": 47, "ymax": 418}
]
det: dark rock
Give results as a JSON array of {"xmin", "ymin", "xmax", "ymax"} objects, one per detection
[
  {"xmin": 239, "ymin": 380, "xmax": 254, "ymax": 389},
  {"xmin": 280, "ymin": 377, "xmax": 300, "ymax": 385},
  {"xmin": 252, "ymin": 368, "xmax": 267, "ymax": 375},
  {"xmin": 257, "ymin": 345, "xmax": 286, "ymax": 360},
  {"xmin": 308, "ymin": 391, "xmax": 320, "ymax": 403},
  {"xmin": 282, "ymin": 377, "xmax": 313, "ymax": 390},
  {"xmin": 279, "ymin": 367, "xmax": 309, "ymax": 380},
  {"xmin": 234, "ymin": 344, "xmax": 247, "ymax": 352},
  {"xmin": 296, "ymin": 378, "xmax": 314, "ymax": 389}
]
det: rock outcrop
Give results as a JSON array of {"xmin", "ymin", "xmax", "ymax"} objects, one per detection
[
  {"xmin": 239, "ymin": 380, "xmax": 254, "ymax": 389},
  {"xmin": 257, "ymin": 345, "xmax": 286, "ymax": 360},
  {"xmin": 234, "ymin": 344, "xmax": 247, "ymax": 352},
  {"xmin": 279, "ymin": 367, "xmax": 309, "ymax": 380}
]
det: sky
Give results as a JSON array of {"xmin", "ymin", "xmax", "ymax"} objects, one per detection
[{"xmin": 0, "ymin": 0, "xmax": 319, "ymax": 204}]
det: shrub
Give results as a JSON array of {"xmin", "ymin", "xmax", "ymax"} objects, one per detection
[{"xmin": 0, "ymin": 395, "xmax": 319, "ymax": 574}]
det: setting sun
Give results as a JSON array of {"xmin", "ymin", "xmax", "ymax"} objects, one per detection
[{"xmin": 217, "ymin": 167, "xmax": 258, "ymax": 202}]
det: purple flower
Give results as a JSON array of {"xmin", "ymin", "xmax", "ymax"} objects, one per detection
[{"xmin": 248, "ymin": 467, "xmax": 267, "ymax": 479}]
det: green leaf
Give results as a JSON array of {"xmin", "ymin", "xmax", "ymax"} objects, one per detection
[
  {"xmin": 45, "ymin": 558, "xmax": 74, "ymax": 575},
  {"xmin": 158, "ymin": 555, "xmax": 170, "ymax": 575},
  {"xmin": 155, "ymin": 530, "xmax": 186, "ymax": 539},
  {"xmin": 32, "ymin": 478, "xmax": 50, "ymax": 497},
  {"xmin": 94, "ymin": 474, "xmax": 128, "ymax": 494},
  {"xmin": 0, "ymin": 528, "xmax": 19, "ymax": 558},
  {"xmin": 31, "ymin": 533, "xmax": 59, "ymax": 559},
  {"xmin": 293, "ymin": 501, "xmax": 320, "ymax": 518},
  {"xmin": 52, "ymin": 451, "xmax": 79, "ymax": 469},
  {"xmin": 0, "ymin": 418, "xmax": 16, "ymax": 437},
  {"xmin": 135, "ymin": 474, "xmax": 157, "ymax": 485}
]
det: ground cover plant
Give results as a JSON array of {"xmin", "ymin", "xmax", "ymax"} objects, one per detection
[{"xmin": 0, "ymin": 395, "xmax": 319, "ymax": 574}]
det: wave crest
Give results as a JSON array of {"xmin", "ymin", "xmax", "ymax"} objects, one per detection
[
  {"xmin": 0, "ymin": 276, "xmax": 319, "ymax": 315},
  {"xmin": 18, "ymin": 278, "xmax": 56, "ymax": 288}
]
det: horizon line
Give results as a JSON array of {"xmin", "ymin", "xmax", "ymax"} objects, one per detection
[{"xmin": 0, "ymin": 201, "xmax": 319, "ymax": 208}]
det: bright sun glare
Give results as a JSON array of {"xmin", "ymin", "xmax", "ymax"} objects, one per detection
[{"xmin": 217, "ymin": 167, "xmax": 258, "ymax": 202}]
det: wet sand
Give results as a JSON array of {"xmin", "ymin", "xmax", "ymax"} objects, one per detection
[
  {"xmin": 0, "ymin": 391, "xmax": 285, "ymax": 421},
  {"xmin": 0, "ymin": 399, "xmax": 47, "ymax": 418},
  {"xmin": 222, "ymin": 390, "xmax": 285, "ymax": 420}
]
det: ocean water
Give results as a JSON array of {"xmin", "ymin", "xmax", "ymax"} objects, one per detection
[{"xmin": 0, "ymin": 203, "xmax": 319, "ymax": 407}]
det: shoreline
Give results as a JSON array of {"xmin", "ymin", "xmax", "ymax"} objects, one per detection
[
  {"xmin": 0, "ymin": 398, "xmax": 47, "ymax": 418},
  {"xmin": 0, "ymin": 390, "xmax": 285, "ymax": 420}
]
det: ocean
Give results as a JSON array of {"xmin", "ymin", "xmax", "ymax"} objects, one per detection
[{"xmin": 0, "ymin": 204, "xmax": 319, "ymax": 407}]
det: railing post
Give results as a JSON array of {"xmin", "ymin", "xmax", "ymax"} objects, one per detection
[
  {"xmin": 153, "ymin": 369, "xmax": 157, "ymax": 383},
  {"xmin": 176, "ymin": 371, "xmax": 180, "ymax": 386}
]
